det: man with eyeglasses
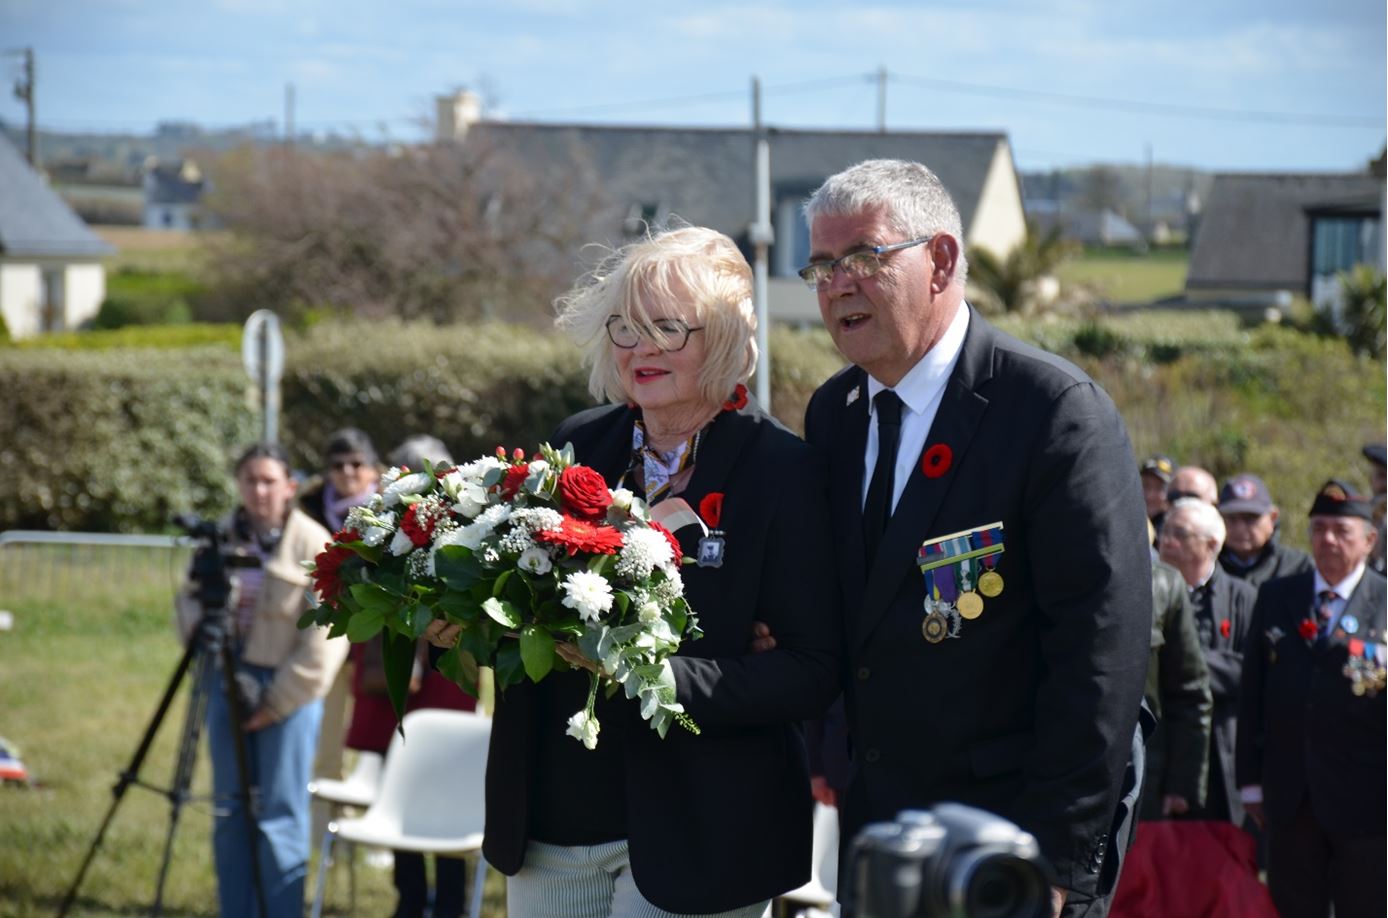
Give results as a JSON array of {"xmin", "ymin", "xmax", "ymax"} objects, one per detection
[{"xmin": 798, "ymin": 159, "xmax": 1151, "ymax": 918}]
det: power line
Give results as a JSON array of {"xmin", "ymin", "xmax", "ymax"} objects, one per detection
[
  {"xmin": 890, "ymin": 71, "xmax": 1381, "ymax": 128},
  {"xmin": 508, "ymin": 73, "xmax": 868, "ymax": 119}
]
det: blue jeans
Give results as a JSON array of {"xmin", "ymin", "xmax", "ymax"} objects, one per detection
[{"xmin": 206, "ymin": 662, "xmax": 322, "ymax": 918}]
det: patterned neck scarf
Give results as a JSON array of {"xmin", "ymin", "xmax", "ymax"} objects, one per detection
[
  {"xmin": 323, "ymin": 480, "xmax": 376, "ymax": 531},
  {"xmin": 631, "ymin": 419, "xmax": 700, "ymax": 503}
]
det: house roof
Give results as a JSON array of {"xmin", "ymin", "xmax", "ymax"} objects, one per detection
[
  {"xmin": 144, "ymin": 159, "xmax": 205, "ymax": 206},
  {"xmin": 465, "ymin": 121, "xmax": 1010, "ymax": 242},
  {"xmin": 0, "ymin": 133, "xmax": 114, "ymax": 258},
  {"xmin": 1186, "ymin": 172, "xmax": 1384, "ymax": 291}
]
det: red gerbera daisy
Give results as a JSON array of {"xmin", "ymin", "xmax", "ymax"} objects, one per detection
[{"xmin": 534, "ymin": 515, "xmax": 625, "ymax": 556}]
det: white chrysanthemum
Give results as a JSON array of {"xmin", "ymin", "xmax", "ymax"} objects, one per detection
[
  {"xmin": 380, "ymin": 467, "xmax": 404, "ymax": 487},
  {"xmin": 382, "ymin": 471, "xmax": 431, "ymax": 508},
  {"xmin": 638, "ymin": 601, "xmax": 661, "ymax": 625},
  {"xmin": 614, "ymin": 527, "xmax": 674, "ymax": 581},
  {"xmin": 566, "ymin": 709, "xmax": 600, "ymax": 750},
  {"xmin": 454, "ymin": 503, "xmax": 512, "ymax": 550},
  {"xmin": 561, "ymin": 570, "xmax": 614, "ymax": 622},
  {"xmin": 518, "ymin": 546, "xmax": 553, "ymax": 575},
  {"xmin": 388, "ymin": 528, "xmax": 414, "ymax": 556},
  {"xmin": 610, "ymin": 488, "xmax": 634, "ymax": 511},
  {"xmin": 457, "ymin": 456, "xmax": 505, "ymax": 482}
]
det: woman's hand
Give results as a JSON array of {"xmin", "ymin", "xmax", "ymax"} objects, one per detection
[
  {"xmin": 424, "ymin": 619, "xmax": 462, "ymax": 649},
  {"xmin": 555, "ymin": 641, "xmax": 599, "ymax": 674},
  {"xmin": 242, "ymin": 707, "xmax": 276, "ymax": 732}
]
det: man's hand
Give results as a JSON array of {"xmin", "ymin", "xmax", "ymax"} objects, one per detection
[
  {"xmin": 1050, "ymin": 886, "xmax": 1068, "ymax": 917},
  {"xmin": 1161, "ymin": 794, "xmax": 1190, "ymax": 817},
  {"xmin": 424, "ymin": 619, "xmax": 461, "ymax": 649},
  {"xmin": 749, "ymin": 621, "xmax": 776, "ymax": 654},
  {"xmin": 810, "ymin": 775, "xmax": 837, "ymax": 808},
  {"xmin": 243, "ymin": 707, "xmax": 276, "ymax": 732},
  {"xmin": 1245, "ymin": 801, "xmax": 1265, "ymax": 830}
]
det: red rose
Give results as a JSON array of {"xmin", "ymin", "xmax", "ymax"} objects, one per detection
[
  {"xmin": 500, "ymin": 463, "xmax": 530, "ymax": 500},
  {"xmin": 922, "ymin": 443, "xmax": 953, "ymax": 479},
  {"xmin": 534, "ymin": 515, "xmax": 625, "ymax": 556},
  {"xmin": 558, "ymin": 465, "xmax": 613, "ymax": 520},
  {"xmin": 399, "ymin": 502, "xmax": 438, "ymax": 548},
  {"xmin": 1297, "ymin": 619, "xmax": 1319, "ymax": 641},
  {"xmin": 698, "ymin": 492, "xmax": 724, "ymax": 529},
  {"xmin": 649, "ymin": 520, "xmax": 683, "ymax": 564},
  {"xmin": 1220, "ymin": 619, "xmax": 1232, "ymax": 639},
  {"xmin": 723, "ymin": 384, "xmax": 749, "ymax": 412}
]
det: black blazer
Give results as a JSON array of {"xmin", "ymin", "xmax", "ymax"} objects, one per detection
[
  {"xmin": 804, "ymin": 309, "xmax": 1152, "ymax": 897},
  {"xmin": 482, "ymin": 398, "xmax": 842, "ymax": 913},
  {"xmin": 1235, "ymin": 568, "xmax": 1387, "ymax": 835},
  {"xmin": 1190, "ymin": 565, "xmax": 1256, "ymax": 823}
]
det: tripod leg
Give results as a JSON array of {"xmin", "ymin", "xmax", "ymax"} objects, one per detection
[
  {"xmin": 151, "ymin": 648, "xmax": 214, "ymax": 915},
  {"xmin": 217, "ymin": 642, "xmax": 272, "ymax": 918},
  {"xmin": 57, "ymin": 636, "xmax": 201, "ymax": 918}
]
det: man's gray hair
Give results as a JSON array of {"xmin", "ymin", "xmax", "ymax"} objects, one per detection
[
  {"xmin": 1170, "ymin": 496, "xmax": 1227, "ymax": 552},
  {"xmin": 803, "ymin": 159, "xmax": 968, "ymax": 285}
]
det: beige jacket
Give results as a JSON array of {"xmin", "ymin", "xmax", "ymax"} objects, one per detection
[{"xmin": 175, "ymin": 508, "xmax": 348, "ymax": 720}]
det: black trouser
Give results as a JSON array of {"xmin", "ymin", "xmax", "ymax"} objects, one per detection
[
  {"xmin": 1266, "ymin": 800, "xmax": 1387, "ymax": 918},
  {"xmin": 392, "ymin": 852, "xmax": 467, "ymax": 918}
]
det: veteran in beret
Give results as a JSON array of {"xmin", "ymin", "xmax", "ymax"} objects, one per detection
[{"xmin": 1235, "ymin": 480, "xmax": 1386, "ymax": 918}]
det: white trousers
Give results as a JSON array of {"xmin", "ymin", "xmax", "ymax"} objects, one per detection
[{"xmin": 506, "ymin": 839, "xmax": 771, "ymax": 918}]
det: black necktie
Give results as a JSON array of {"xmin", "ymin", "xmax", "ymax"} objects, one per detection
[{"xmin": 864, "ymin": 389, "xmax": 904, "ymax": 563}]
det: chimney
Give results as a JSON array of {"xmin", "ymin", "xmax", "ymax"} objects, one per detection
[{"xmin": 436, "ymin": 89, "xmax": 482, "ymax": 143}]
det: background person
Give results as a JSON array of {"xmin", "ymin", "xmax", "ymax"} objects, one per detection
[
  {"xmin": 433, "ymin": 226, "xmax": 840, "ymax": 917},
  {"xmin": 1157, "ymin": 498, "xmax": 1256, "ymax": 826},
  {"xmin": 1217, "ymin": 473, "xmax": 1313, "ymax": 590},
  {"xmin": 1167, "ymin": 465, "xmax": 1218, "ymax": 505},
  {"xmin": 1140, "ymin": 454, "xmax": 1176, "ymax": 536},
  {"xmin": 174, "ymin": 443, "xmax": 348, "ymax": 917},
  {"xmin": 800, "ymin": 159, "xmax": 1151, "ymax": 918},
  {"xmin": 1236, "ymin": 480, "xmax": 1386, "ymax": 918}
]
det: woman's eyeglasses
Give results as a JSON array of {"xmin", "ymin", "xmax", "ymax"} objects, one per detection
[
  {"xmin": 605, "ymin": 316, "xmax": 704, "ymax": 352},
  {"xmin": 329, "ymin": 459, "xmax": 366, "ymax": 472}
]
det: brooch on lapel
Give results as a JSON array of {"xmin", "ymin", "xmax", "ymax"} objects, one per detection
[
  {"xmin": 696, "ymin": 492, "xmax": 725, "ymax": 568},
  {"xmin": 1264, "ymin": 625, "xmax": 1285, "ymax": 663},
  {"xmin": 846, "ymin": 385, "xmax": 861, "ymax": 407},
  {"xmin": 921, "ymin": 443, "xmax": 953, "ymax": 479},
  {"xmin": 916, "ymin": 522, "xmax": 1005, "ymax": 644}
]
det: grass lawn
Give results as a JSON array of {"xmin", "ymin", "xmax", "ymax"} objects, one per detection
[
  {"xmin": 1057, "ymin": 247, "xmax": 1190, "ymax": 305},
  {"xmin": 0, "ymin": 543, "xmax": 504, "ymax": 916}
]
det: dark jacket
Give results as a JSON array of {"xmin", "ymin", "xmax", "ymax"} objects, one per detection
[
  {"xmin": 1219, "ymin": 539, "xmax": 1312, "ymax": 592},
  {"xmin": 1140, "ymin": 561, "xmax": 1212, "ymax": 819},
  {"xmin": 482, "ymin": 398, "xmax": 841, "ymax": 913},
  {"xmin": 1189, "ymin": 565, "xmax": 1256, "ymax": 824},
  {"xmin": 804, "ymin": 309, "xmax": 1152, "ymax": 898},
  {"xmin": 1236, "ymin": 568, "xmax": 1387, "ymax": 835}
]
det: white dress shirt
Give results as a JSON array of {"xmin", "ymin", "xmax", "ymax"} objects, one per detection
[{"xmin": 861, "ymin": 301, "xmax": 970, "ymax": 512}]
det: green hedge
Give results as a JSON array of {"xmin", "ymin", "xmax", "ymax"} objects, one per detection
[{"xmin": 1, "ymin": 316, "xmax": 1381, "ymax": 544}]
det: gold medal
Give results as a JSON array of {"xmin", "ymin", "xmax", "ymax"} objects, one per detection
[
  {"xmin": 922, "ymin": 610, "xmax": 949, "ymax": 643},
  {"xmin": 978, "ymin": 570, "xmax": 1004, "ymax": 598},
  {"xmin": 957, "ymin": 590, "xmax": 984, "ymax": 620},
  {"xmin": 1352, "ymin": 680, "xmax": 1367, "ymax": 697}
]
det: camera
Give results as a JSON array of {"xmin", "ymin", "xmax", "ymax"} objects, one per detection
[{"xmin": 851, "ymin": 803, "xmax": 1051, "ymax": 918}]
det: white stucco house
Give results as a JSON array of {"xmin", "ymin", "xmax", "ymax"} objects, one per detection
[{"xmin": 0, "ymin": 134, "xmax": 114, "ymax": 337}]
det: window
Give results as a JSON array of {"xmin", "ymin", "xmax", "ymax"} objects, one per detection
[
  {"xmin": 773, "ymin": 195, "xmax": 811, "ymax": 278},
  {"xmin": 1312, "ymin": 216, "xmax": 1382, "ymax": 276}
]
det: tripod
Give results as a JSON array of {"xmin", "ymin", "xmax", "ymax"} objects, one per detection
[{"xmin": 59, "ymin": 524, "xmax": 269, "ymax": 917}]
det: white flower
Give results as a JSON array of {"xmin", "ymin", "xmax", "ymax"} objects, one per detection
[
  {"xmin": 566, "ymin": 709, "xmax": 600, "ymax": 750},
  {"xmin": 638, "ymin": 601, "xmax": 661, "ymax": 625},
  {"xmin": 518, "ymin": 547, "xmax": 553, "ymax": 575},
  {"xmin": 528, "ymin": 459, "xmax": 549, "ymax": 476},
  {"xmin": 561, "ymin": 570, "xmax": 614, "ymax": 622},
  {"xmin": 610, "ymin": 488, "xmax": 634, "ymax": 511},
  {"xmin": 437, "ymin": 469, "xmax": 465, "ymax": 501},
  {"xmin": 615, "ymin": 527, "xmax": 674, "ymax": 581},
  {"xmin": 511, "ymin": 507, "xmax": 563, "ymax": 533},
  {"xmin": 382, "ymin": 471, "xmax": 432, "ymax": 508},
  {"xmin": 388, "ymin": 528, "xmax": 415, "ymax": 556},
  {"xmin": 455, "ymin": 503, "xmax": 512, "ymax": 550},
  {"xmin": 380, "ymin": 467, "xmax": 405, "ymax": 487},
  {"xmin": 453, "ymin": 482, "xmax": 490, "ymax": 519},
  {"xmin": 406, "ymin": 548, "xmax": 435, "ymax": 579},
  {"xmin": 457, "ymin": 456, "xmax": 505, "ymax": 482}
]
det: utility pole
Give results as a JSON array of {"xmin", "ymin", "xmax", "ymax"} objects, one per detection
[
  {"xmin": 1144, "ymin": 143, "xmax": 1154, "ymax": 240},
  {"xmin": 876, "ymin": 66, "xmax": 888, "ymax": 132},
  {"xmin": 749, "ymin": 77, "xmax": 773, "ymax": 412},
  {"xmin": 284, "ymin": 82, "xmax": 295, "ymax": 146},
  {"xmin": 8, "ymin": 47, "xmax": 36, "ymax": 167}
]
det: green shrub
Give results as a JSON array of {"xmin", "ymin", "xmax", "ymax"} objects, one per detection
[
  {"xmin": 8, "ymin": 323, "xmax": 240, "ymax": 351},
  {"xmin": 93, "ymin": 294, "xmax": 193, "ymax": 329},
  {"xmin": 92, "ymin": 268, "xmax": 207, "ymax": 329},
  {"xmin": 0, "ymin": 309, "xmax": 9, "ymax": 343}
]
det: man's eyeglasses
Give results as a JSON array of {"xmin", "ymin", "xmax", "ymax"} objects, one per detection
[
  {"xmin": 797, "ymin": 235, "xmax": 934, "ymax": 289},
  {"xmin": 605, "ymin": 316, "xmax": 704, "ymax": 352}
]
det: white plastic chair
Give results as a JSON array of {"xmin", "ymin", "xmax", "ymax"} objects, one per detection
[
  {"xmin": 308, "ymin": 750, "xmax": 385, "ymax": 910},
  {"xmin": 309, "ymin": 709, "xmax": 492, "ymax": 918},
  {"xmin": 774, "ymin": 802, "xmax": 840, "ymax": 917}
]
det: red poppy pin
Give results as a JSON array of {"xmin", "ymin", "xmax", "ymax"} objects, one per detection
[
  {"xmin": 698, "ymin": 492, "xmax": 724, "ymax": 529},
  {"xmin": 1220, "ymin": 619, "xmax": 1232, "ymax": 639},
  {"xmin": 921, "ymin": 443, "xmax": 953, "ymax": 479},
  {"xmin": 1297, "ymin": 619, "xmax": 1319, "ymax": 642},
  {"xmin": 722, "ymin": 384, "xmax": 748, "ymax": 412}
]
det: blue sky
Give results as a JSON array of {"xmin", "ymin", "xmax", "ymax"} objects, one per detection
[{"xmin": 0, "ymin": 0, "xmax": 1383, "ymax": 172}]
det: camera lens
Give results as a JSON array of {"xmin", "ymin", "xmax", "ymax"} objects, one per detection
[{"xmin": 947, "ymin": 849, "xmax": 1050, "ymax": 918}]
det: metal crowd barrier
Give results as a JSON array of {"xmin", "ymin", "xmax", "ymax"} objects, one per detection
[{"xmin": 0, "ymin": 530, "xmax": 194, "ymax": 614}]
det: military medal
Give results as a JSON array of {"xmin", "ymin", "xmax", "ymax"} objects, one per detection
[
  {"xmin": 922, "ymin": 606, "xmax": 950, "ymax": 643},
  {"xmin": 974, "ymin": 527, "xmax": 1005, "ymax": 597}
]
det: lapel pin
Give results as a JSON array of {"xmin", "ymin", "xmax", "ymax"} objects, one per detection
[{"xmin": 846, "ymin": 386, "xmax": 860, "ymax": 406}]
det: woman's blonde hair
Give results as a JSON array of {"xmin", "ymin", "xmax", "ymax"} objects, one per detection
[{"xmin": 555, "ymin": 225, "xmax": 758, "ymax": 407}]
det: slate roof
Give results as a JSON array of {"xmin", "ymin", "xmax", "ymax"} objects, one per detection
[
  {"xmin": 1187, "ymin": 172, "xmax": 1384, "ymax": 291},
  {"xmin": 0, "ymin": 133, "xmax": 114, "ymax": 258},
  {"xmin": 466, "ymin": 121, "xmax": 1010, "ymax": 242},
  {"xmin": 145, "ymin": 160, "xmax": 205, "ymax": 206}
]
